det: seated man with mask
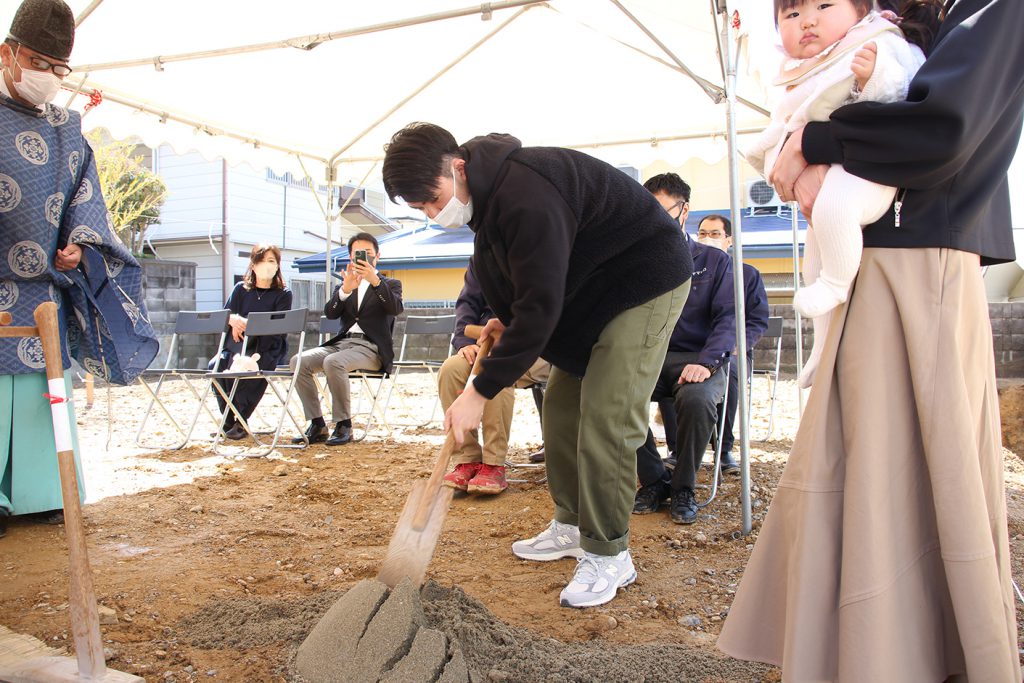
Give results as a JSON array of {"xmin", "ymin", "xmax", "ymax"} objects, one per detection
[{"xmin": 695, "ymin": 214, "xmax": 769, "ymax": 473}]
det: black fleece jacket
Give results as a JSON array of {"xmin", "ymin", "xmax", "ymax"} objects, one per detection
[
  {"xmin": 802, "ymin": 0, "xmax": 1023, "ymax": 265},
  {"xmin": 462, "ymin": 134, "xmax": 692, "ymax": 399}
]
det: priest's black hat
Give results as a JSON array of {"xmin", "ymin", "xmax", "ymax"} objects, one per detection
[{"xmin": 7, "ymin": 0, "xmax": 75, "ymax": 61}]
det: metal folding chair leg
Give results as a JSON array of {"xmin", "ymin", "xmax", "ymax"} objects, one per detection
[{"xmin": 697, "ymin": 362, "xmax": 731, "ymax": 509}]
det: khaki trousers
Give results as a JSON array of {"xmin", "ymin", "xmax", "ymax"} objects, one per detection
[
  {"xmin": 289, "ymin": 338, "xmax": 381, "ymax": 423},
  {"xmin": 438, "ymin": 355, "xmax": 550, "ymax": 466},
  {"xmin": 543, "ymin": 282, "xmax": 688, "ymax": 556}
]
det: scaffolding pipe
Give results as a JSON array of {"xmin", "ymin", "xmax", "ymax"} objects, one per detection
[{"xmin": 716, "ymin": 1, "xmax": 752, "ymax": 536}]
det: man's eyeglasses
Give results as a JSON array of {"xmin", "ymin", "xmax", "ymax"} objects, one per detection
[
  {"xmin": 697, "ymin": 230, "xmax": 727, "ymax": 239},
  {"xmin": 13, "ymin": 44, "xmax": 72, "ymax": 77}
]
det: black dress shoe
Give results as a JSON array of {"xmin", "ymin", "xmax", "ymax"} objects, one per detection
[
  {"xmin": 325, "ymin": 423, "xmax": 352, "ymax": 446},
  {"xmin": 224, "ymin": 424, "xmax": 248, "ymax": 441},
  {"xmin": 632, "ymin": 479, "xmax": 671, "ymax": 514},
  {"xmin": 720, "ymin": 451, "xmax": 740, "ymax": 476},
  {"xmin": 670, "ymin": 488, "xmax": 698, "ymax": 525},
  {"xmin": 528, "ymin": 448, "xmax": 545, "ymax": 463},
  {"xmin": 292, "ymin": 422, "xmax": 328, "ymax": 444}
]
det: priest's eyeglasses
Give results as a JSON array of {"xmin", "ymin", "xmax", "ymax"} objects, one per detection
[{"xmin": 26, "ymin": 54, "xmax": 73, "ymax": 77}]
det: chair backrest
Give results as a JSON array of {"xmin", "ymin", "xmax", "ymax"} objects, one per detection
[
  {"xmin": 319, "ymin": 315, "xmax": 342, "ymax": 338},
  {"xmin": 763, "ymin": 316, "xmax": 783, "ymax": 339},
  {"xmin": 397, "ymin": 314, "xmax": 457, "ymax": 363},
  {"xmin": 404, "ymin": 314, "xmax": 457, "ymax": 336},
  {"xmin": 174, "ymin": 309, "xmax": 230, "ymax": 335},
  {"xmin": 245, "ymin": 309, "xmax": 308, "ymax": 337}
]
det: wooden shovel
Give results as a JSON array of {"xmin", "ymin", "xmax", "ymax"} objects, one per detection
[
  {"xmin": 378, "ymin": 327, "xmax": 494, "ymax": 588},
  {"xmin": 0, "ymin": 304, "xmax": 142, "ymax": 682}
]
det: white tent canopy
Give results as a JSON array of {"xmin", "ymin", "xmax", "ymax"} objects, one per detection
[
  {"xmin": 0, "ymin": 0, "xmax": 776, "ymax": 184},
  {"xmin": 1, "ymin": 0, "xmax": 785, "ymax": 533}
]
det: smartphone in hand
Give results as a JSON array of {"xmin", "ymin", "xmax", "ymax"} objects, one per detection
[{"xmin": 354, "ymin": 249, "xmax": 368, "ymax": 265}]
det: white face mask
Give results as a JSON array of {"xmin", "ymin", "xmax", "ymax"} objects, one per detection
[
  {"xmin": 6, "ymin": 48, "xmax": 62, "ymax": 106},
  {"xmin": 433, "ymin": 164, "xmax": 473, "ymax": 229},
  {"xmin": 697, "ymin": 236, "xmax": 728, "ymax": 252},
  {"xmin": 253, "ymin": 262, "xmax": 278, "ymax": 282}
]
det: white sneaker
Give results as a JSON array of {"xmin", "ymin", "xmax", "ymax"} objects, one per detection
[
  {"xmin": 511, "ymin": 520, "xmax": 584, "ymax": 561},
  {"xmin": 559, "ymin": 550, "xmax": 637, "ymax": 608}
]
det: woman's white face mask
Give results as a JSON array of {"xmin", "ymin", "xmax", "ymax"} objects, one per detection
[
  {"xmin": 253, "ymin": 262, "xmax": 278, "ymax": 282},
  {"xmin": 433, "ymin": 164, "xmax": 473, "ymax": 229},
  {"xmin": 6, "ymin": 47, "xmax": 61, "ymax": 106}
]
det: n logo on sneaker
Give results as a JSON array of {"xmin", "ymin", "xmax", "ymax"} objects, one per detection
[{"xmin": 557, "ymin": 535, "xmax": 572, "ymax": 546}]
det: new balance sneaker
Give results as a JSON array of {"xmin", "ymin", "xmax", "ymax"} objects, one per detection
[
  {"xmin": 467, "ymin": 464, "xmax": 508, "ymax": 494},
  {"xmin": 559, "ymin": 550, "xmax": 637, "ymax": 608},
  {"xmin": 442, "ymin": 463, "xmax": 481, "ymax": 491},
  {"xmin": 511, "ymin": 520, "xmax": 584, "ymax": 561}
]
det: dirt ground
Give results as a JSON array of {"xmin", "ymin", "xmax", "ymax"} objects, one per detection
[{"xmin": 2, "ymin": 373, "xmax": 1024, "ymax": 682}]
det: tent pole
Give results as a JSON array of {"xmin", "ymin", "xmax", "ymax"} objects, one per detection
[
  {"xmin": 791, "ymin": 203, "xmax": 805, "ymax": 415},
  {"xmin": 326, "ymin": 7, "xmax": 532, "ymax": 167},
  {"xmin": 74, "ymin": 0, "xmax": 546, "ymax": 73},
  {"xmin": 325, "ymin": 168, "xmax": 337, "ymax": 305},
  {"xmin": 717, "ymin": 1, "xmax": 752, "ymax": 536},
  {"xmin": 607, "ymin": 0, "xmax": 722, "ymax": 102},
  {"xmin": 74, "ymin": 0, "xmax": 104, "ymax": 27},
  {"xmin": 323, "ymin": 161, "xmax": 380, "ymax": 301}
]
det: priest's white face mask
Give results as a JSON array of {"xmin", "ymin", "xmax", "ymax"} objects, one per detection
[
  {"xmin": 432, "ymin": 163, "xmax": 473, "ymax": 229},
  {"xmin": 4, "ymin": 45, "xmax": 62, "ymax": 106}
]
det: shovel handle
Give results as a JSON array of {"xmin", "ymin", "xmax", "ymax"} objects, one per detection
[{"xmin": 412, "ymin": 335, "xmax": 494, "ymax": 529}]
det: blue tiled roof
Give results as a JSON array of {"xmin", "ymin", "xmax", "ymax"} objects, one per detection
[{"xmin": 291, "ymin": 210, "xmax": 807, "ymax": 273}]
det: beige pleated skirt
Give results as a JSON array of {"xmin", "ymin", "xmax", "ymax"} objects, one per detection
[{"xmin": 718, "ymin": 248, "xmax": 1021, "ymax": 682}]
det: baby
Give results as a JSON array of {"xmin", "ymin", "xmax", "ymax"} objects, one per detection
[{"xmin": 746, "ymin": 0, "xmax": 925, "ymax": 387}]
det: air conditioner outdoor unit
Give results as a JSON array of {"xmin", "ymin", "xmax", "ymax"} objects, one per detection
[{"xmin": 745, "ymin": 179, "xmax": 785, "ymax": 212}]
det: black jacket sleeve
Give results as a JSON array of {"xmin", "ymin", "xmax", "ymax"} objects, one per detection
[
  {"xmin": 802, "ymin": 0, "xmax": 1024, "ymax": 189},
  {"xmin": 473, "ymin": 168, "xmax": 575, "ymax": 399},
  {"xmin": 452, "ymin": 259, "xmax": 491, "ymax": 351}
]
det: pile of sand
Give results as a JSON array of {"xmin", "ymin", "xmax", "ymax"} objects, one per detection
[{"xmin": 182, "ymin": 579, "xmax": 775, "ymax": 682}]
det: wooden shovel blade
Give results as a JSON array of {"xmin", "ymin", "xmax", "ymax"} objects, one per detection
[{"xmin": 377, "ymin": 480, "xmax": 455, "ymax": 588}]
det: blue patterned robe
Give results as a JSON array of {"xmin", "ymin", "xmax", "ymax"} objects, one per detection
[{"xmin": 0, "ymin": 94, "xmax": 158, "ymax": 383}]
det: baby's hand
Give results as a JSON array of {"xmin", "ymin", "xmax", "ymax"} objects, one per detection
[{"xmin": 852, "ymin": 42, "xmax": 877, "ymax": 92}]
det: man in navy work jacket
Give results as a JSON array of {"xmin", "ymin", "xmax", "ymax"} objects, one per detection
[
  {"xmin": 634, "ymin": 174, "xmax": 736, "ymax": 525},
  {"xmin": 695, "ymin": 213, "xmax": 769, "ymax": 473}
]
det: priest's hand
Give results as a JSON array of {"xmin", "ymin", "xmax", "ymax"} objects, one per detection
[{"xmin": 54, "ymin": 244, "xmax": 82, "ymax": 271}]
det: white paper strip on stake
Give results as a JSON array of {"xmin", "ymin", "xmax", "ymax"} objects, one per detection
[{"xmin": 47, "ymin": 377, "xmax": 74, "ymax": 452}]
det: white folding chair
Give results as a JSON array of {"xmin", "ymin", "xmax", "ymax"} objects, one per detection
[
  {"xmin": 379, "ymin": 314, "xmax": 456, "ymax": 427},
  {"xmin": 208, "ymin": 308, "xmax": 309, "ymax": 457},
  {"xmin": 314, "ymin": 315, "xmax": 393, "ymax": 442},
  {"xmin": 749, "ymin": 316, "xmax": 783, "ymax": 441},
  {"xmin": 135, "ymin": 309, "xmax": 230, "ymax": 450}
]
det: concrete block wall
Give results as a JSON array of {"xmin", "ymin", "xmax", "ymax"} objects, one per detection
[
  {"xmin": 139, "ymin": 259, "xmax": 199, "ymax": 369},
  {"xmin": 756, "ymin": 303, "xmax": 1024, "ymax": 378},
  {"xmin": 133, "ymin": 278, "xmax": 1024, "ymax": 380}
]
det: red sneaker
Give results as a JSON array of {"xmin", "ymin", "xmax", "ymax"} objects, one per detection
[
  {"xmin": 443, "ymin": 463, "xmax": 481, "ymax": 491},
  {"xmin": 467, "ymin": 464, "xmax": 508, "ymax": 495}
]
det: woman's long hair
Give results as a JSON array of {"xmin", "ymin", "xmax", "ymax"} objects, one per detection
[
  {"xmin": 878, "ymin": 0, "xmax": 946, "ymax": 55},
  {"xmin": 243, "ymin": 243, "xmax": 285, "ymax": 290}
]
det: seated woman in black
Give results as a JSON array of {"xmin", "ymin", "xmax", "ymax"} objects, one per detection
[{"xmin": 209, "ymin": 243, "xmax": 293, "ymax": 440}]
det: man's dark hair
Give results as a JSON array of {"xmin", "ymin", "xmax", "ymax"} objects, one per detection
[
  {"xmin": 348, "ymin": 232, "xmax": 380, "ymax": 254},
  {"xmin": 382, "ymin": 122, "xmax": 461, "ymax": 204},
  {"xmin": 643, "ymin": 173, "xmax": 691, "ymax": 202},
  {"xmin": 699, "ymin": 214, "xmax": 732, "ymax": 237}
]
